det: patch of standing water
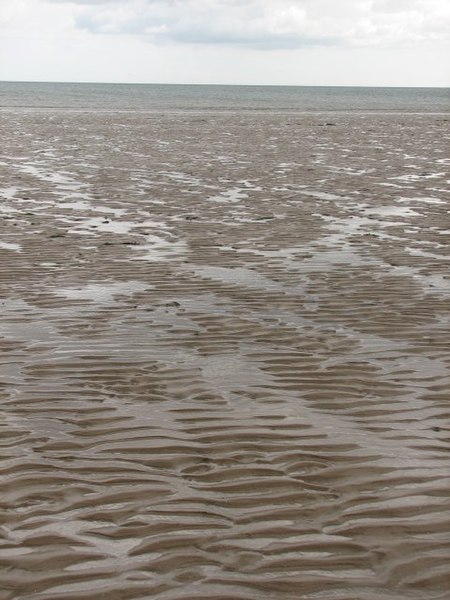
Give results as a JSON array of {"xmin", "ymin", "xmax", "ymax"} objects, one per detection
[
  {"xmin": 296, "ymin": 249, "xmax": 378, "ymax": 270},
  {"xmin": 207, "ymin": 188, "xmax": 249, "ymax": 203},
  {"xmin": 188, "ymin": 265, "xmax": 286, "ymax": 291},
  {"xmin": 54, "ymin": 281, "xmax": 150, "ymax": 303},
  {"xmin": 392, "ymin": 172, "xmax": 445, "ymax": 182},
  {"xmin": 67, "ymin": 217, "xmax": 136, "ymax": 235},
  {"xmin": 57, "ymin": 200, "xmax": 93, "ymax": 211},
  {"xmin": 92, "ymin": 206, "xmax": 128, "ymax": 217},
  {"xmin": 0, "ymin": 242, "xmax": 21, "ymax": 252},
  {"xmin": 405, "ymin": 247, "xmax": 450, "ymax": 261},
  {"xmin": 396, "ymin": 196, "xmax": 445, "ymax": 205},
  {"xmin": 131, "ymin": 236, "xmax": 187, "ymax": 262},
  {"xmin": 57, "ymin": 200, "xmax": 127, "ymax": 218},
  {"xmin": 20, "ymin": 165, "xmax": 79, "ymax": 187},
  {"xmin": 223, "ymin": 244, "xmax": 308, "ymax": 259},
  {"xmin": 0, "ymin": 186, "xmax": 18, "ymax": 200},
  {"xmin": 388, "ymin": 267, "xmax": 450, "ymax": 294},
  {"xmin": 362, "ymin": 206, "xmax": 422, "ymax": 218}
]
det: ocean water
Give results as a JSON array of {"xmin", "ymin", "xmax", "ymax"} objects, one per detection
[{"xmin": 0, "ymin": 81, "xmax": 449, "ymax": 112}]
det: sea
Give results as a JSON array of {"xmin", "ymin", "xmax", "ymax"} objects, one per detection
[{"xmin": 0, "ymin": 81, "xmax": 449, "ymax": 113}]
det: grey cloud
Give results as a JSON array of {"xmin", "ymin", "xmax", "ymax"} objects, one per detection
[{"xmin": 72, "ymin": 1, "xmax": 331, "ymax": 49}]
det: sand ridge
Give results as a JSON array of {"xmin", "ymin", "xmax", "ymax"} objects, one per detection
[{"xmin": 0, "ymin": 111, "xmax": 449, "ymax": 600}]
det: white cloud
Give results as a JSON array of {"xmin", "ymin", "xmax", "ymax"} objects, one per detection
[{"xmin": 40, "ymin": 0, "xmax": 450, "ymax": 49}]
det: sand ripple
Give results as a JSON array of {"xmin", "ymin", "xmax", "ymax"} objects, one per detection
[{"xmin": 0, "ymin": 112, "xmax": 449, "ymax": 599}]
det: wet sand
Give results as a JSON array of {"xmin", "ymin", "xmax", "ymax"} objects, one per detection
[{"xmin": 0, "ymin": 111, "xmax": 449, "ymax": 600}]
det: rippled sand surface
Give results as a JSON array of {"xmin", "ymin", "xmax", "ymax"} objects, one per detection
[{"xmin": 1, "ymin": 111, "xmax": 449, "ymax": 600}]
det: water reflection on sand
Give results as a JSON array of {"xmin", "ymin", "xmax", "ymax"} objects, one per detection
[{"xmin": 0, "ymin": 111, "xmax": 449, "ymax": 600}]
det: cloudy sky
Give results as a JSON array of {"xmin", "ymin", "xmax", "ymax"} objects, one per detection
[{"xmin": 1, "ymin": 0, "xmax": 449, "ymax": 86}]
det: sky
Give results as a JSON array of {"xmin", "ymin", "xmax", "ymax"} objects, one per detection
[{"xmin": 0, "ymin": 0, "xmax": 449, "ymax": 86}]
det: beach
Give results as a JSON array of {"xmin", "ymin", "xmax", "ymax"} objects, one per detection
[{"xmin": 1, "ymin": 108, "xmax": 449, "ymax": 600}]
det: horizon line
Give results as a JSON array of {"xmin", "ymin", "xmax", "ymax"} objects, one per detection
[{"xmin": 1, "ymin": 79, "xmax": 449, "ymax": 89}]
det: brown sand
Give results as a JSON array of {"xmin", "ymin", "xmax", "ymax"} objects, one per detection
[{"xmin": 0, "ymin": 111, "xmax": 449, "ymax": 600}]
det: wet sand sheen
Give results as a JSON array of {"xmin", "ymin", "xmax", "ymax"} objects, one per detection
[{"xmin": 0, "ymin": 111, "xmax": 449, "ymax": 600}]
